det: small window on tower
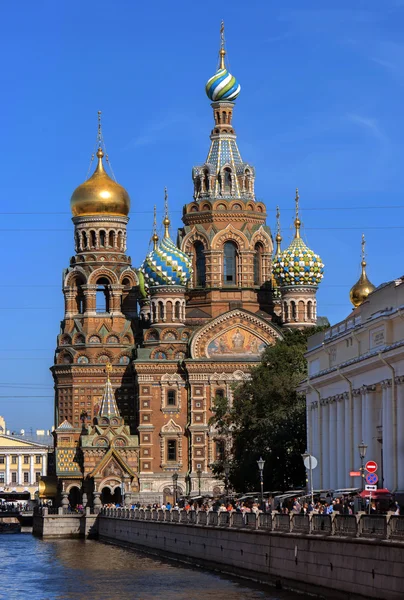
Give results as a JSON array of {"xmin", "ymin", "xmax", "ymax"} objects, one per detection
[{"xmin": 167, "ymin": 390, "xmax": 177, "ymax": 406}]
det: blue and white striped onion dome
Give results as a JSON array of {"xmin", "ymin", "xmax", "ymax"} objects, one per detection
[
  {"xmin": 272, "ymin": 238, "xmax": 324, "ymax": 287},
  {"xmin": 141, "ymin": 236, "xmax": 192, "ymax": 288},
  {"xmin": 206, "ymin": 68, "xmax": 241, "ymax": 102}
]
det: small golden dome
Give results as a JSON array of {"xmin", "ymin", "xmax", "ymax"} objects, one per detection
[
  {"xmin": 349, "ymin": 260, "xmax": 376, "ymax": 307},
  {"xmin": 70, "ymin": 148, "xmax": 130, "ymax": 217}
]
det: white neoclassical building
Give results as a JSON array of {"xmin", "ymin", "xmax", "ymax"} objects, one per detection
[{"xmin": 302, "ymin": 274, "xmax": 404, "ymax": 499}]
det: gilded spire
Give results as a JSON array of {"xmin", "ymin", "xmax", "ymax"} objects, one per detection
[
  {"xmin": 97, "ymin": 110, "xmax": 102, "ymax": 146},
  {"xmin": 275, "ymin": 205, "xmax": 282, "ymax": 256},
  {"xmin": 219, "ymin": 20, "xmax": 226, "ymax": 70},
  {"xmin": 349, "ymin": 233, "xmax": 376, "ymax": 308},
  {"xmin": 294, "ymin": 188, "xmax": 301, "ymax": 239},
  {"xmin": 98, "ymin": 362, "xmax": 120, "ymax": 418},
  {"xmin": 163, "ymin": 187, "xmax": 170, "ymax": 238},
  {"xmin": 152, "ymin": 204, "xmax": 159, "ymax": 249}
]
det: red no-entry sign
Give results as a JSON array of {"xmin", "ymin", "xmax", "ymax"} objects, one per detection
[{"xmin": 365, "ymin": 461, "xmax": 378, "ymax": 473}]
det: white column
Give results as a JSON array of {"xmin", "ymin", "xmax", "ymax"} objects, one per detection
[
  {"xmin": 396, "ymin": 381, "xmax": 404, "ymax": 491},
  {"xmin": 382, "ymin": 381, "xmax": 394, "ymax": 490},
  {"xmin": 344, "ymin": 392, "xmax": 353, "ymax": 477},
  {"xmin": 30, "ymin": 455, "xmax": 34, "ymax": 485},
  {"xmin": 5, "ymin": 455, "xmax": 10, "ymax": 486},
  {"xmin": 42, "ymin": 454, "xmax": 47, "ymax": 476},
  {"xmin": 311, "ymin": 402, "xmax": 320, "ymax": 489},
  {"xmin": 363, "ymin": 385, "xmax": 378, "ymax": 470},
  {"xmin": 321, "ymin": 402, "xmax": 329, "ymax": 489},
  {"xmin": 17, "ymin": 454, "xmax": 22, "ymax": 485},
  {"xmin": 353, "ymin": 391, "xmax": 363, "ymax": 468},
  {"xmin": 336, "ymin": 396, "xmax": 345, "ymax": 488},
  {"xmin": 329, "ymin": 400, "xmax": 337, "ymax": 488}
]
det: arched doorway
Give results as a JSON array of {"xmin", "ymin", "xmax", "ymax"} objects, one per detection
[
  {"xmin": 163, "ymin": 487, "xmax": 173, "ymax": 505},
  {"xmin": 101, "ymin": 486, "xmax": 122, "ymax": 506},
  {"xmin": 68, "ymin": 486, "xmax": 81, "ymax": 509}
]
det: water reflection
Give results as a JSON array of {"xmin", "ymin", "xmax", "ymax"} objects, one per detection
[{"xmin": 0, "ymin": 535, "xmax": 311, "ymax": 600}]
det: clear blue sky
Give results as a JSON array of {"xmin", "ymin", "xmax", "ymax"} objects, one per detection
[{"xmin": 1, "ymin": 0, "xmax": 403, "ymax": 431}]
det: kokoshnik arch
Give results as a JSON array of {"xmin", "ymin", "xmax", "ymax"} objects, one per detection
[{"xmin": 51, "ymin": 23, "xmax": 324, "ymax": 506}]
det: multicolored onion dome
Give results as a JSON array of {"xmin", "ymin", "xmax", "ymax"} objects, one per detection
[
  {"xmin": 206, "ymin": 68, "xmax": 241, "ymax": 102},
  {"xmin": 273, "ymin": 237, "xmax": 324, "ymax": 287},
  {"xmin": 141, "ymin": 235, "xmax": 192, "ymax": 288}
]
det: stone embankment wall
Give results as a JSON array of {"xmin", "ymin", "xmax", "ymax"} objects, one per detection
[
  {"xmin": 32, "ymin": 507, "xmax": 98, "ymax": 539},
  {"xmin": 98, "ymin": 509, "xmax": 404, "ymax": 600}
]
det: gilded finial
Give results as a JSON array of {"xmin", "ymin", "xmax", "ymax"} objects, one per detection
[
  {"xmin": 152, "ymin": 204, "xmax": 159, "ymax": 249},
  {"xmin": 105, "ymin": 362, "xmax": 112, "ymax": 381},
  {"xmin": 294, "ymin": 188, "xmax": 301, "ymax": 239},
  {"xmin": 219, "ymin": 20, "xmax": 226, "ymax": 70},
  {"xmin": 349, "ymin": 233, "xmax": 376, "ymax": 308},
  {"xmin": 275, "ymin": 205, "xmax": 282, "ymax": 256},
  {"xmin": 97, "ymin": 110, "xmax": 102, "ymax": 144},
  {"xmin": 163, "ymin": 187, "xmax": 170, "ymax": 238}
]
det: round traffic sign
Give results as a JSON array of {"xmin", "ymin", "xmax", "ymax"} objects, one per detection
[
  {"xmin": 365, "ymin": 472, "xmax": 378, "ymax": 485},
  {"xmin": 365, "ymin": 461, "xmax": 378, "ymax": 473},
  {"xmin": 303, "ymin": 455, "xmax": 318, "ymax": 470}
]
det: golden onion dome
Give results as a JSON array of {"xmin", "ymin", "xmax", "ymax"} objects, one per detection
[
  {"xmin": 349, "ymin": 259, "xmax": 376, "ymax": 307},
  {"xmin": 70, "ymin": 148, "xmax": 130, "ymax": 217}
]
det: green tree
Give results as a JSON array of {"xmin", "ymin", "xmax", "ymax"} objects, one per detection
[{"xmin": 210, "ymin": 327, "xmax": 325, "ymax": 493}]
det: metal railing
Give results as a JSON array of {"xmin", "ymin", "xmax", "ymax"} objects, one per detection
[{"xmin": 98, "ymin": 508, "xmax": 404, "ymax": 541}]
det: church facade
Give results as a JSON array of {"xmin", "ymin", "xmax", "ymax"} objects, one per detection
[{"xmin": 51, "ymin": 27, "xmax": 324, "ymax": 505}]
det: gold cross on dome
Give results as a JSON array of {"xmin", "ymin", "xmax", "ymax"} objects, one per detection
[{"xmin": 105, "ymin": 362, "xmax": 113, "ymax": 380}]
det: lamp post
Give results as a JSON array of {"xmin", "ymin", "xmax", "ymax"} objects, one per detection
[
  {"xmin": 196, "ymin": 468, "xmax": 202, "ymax": 496},
  {"xmin": 172, "ymin": 473, "xmax": 178, "ymax": 506},
  {"xmin": 257, "ymin": 456, "xmax": 265, "ymax": 507},
  {"xmin": 302, "ymin": 451, "xmax": 314, "ymax": 507},
  {"xmin": 358, "ymin": 441, "xmax": 368, "ymax": 493},
  {"xmin": 224, "ymin": 462, "xmax": 230, "ymax": 503}
]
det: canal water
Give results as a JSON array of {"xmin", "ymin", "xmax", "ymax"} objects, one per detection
[{"xmin": 0, "ymin": 534, "xmax": 312, "ymax": 600}]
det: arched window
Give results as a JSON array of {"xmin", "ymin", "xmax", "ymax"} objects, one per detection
[
  {"xmin": 108, "ymin": 231, "xmax": 114, "ymax": 247},
  {"xmin": 99, "ymin": 230, "xmax": 106, "ymax": 247},
  {"xmin": 175, "ymin": 301, "xmax": 181, "ymax": 320},
  {"xmin": 254, "ymin": 242, "xmax": 264, "ymax": 286},
  {"xmin": 96, "ymin": 277, "xmax": 110, "ymax": 313},
  {"xmin": 307, "ymin": 301, "xmax": 312, "ymax": 320},
  {"xmin": 90, "ymin": 231, "xmax": 96, "ymax": 248},
  {"xmin": 194, "ymin": 178, "xmax": 201, "ymax": 197},
  {"xmin": 117, "ymin": 231, "xmax": 123, "ymax": 250},
  {"xmin": 223, "ymin": 241, "xmax": 237, "ymax": 285},
  {"xmin": 298, "ymin": 300, "xmax": 305, "ymax": 321},
  {"xmin": 223, "ymin": 168, "xmax": 232, "ymax": 193},
  {"xmin": 291, "ymin": 301, "xmax": 297, "ymax": 320},
  {"xmin": 158, "ymin": 301, "xmax": 164, "ymax": 320},
  {"xmin": 284, "ymin": 302, "xmax": 289, "ymax": 320},
  {"xmin": 166, "ymin": 301, "xmax": 173, "ymax": 322},
  {"xmin": 167, "ymin": 439, "xmax": 177, "ymax": 462},
  {"xmin": 82, "ymin": 231, "xmax": 88, "ymax": 249},
  {"xmin": 194, "ymin": 241, "xmax": 206, "ymax": 287},
  {"xmin": 152, "ymin": 303, "xmax": 157, "ymax": 322}
]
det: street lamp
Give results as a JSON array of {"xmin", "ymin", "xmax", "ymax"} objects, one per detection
[
  {"xmin": 257, "ymin": 456, "xmax": 265, "ymax": 507},
  {"xmin": 358, "ymin": 441, "xmax": 368, "ymax": 492},
  {"xmin": 224, "ymin": 462, "xmax": 230, "ymax": 502},
  {"xmin": 172, "ymin": 473, "xmax": 178, "ymax": 506},
  {"xmin": 196, "ymin": 468, "xmax": 202, "ymax": 496}
]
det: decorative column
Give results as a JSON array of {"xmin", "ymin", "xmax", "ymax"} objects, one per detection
[
  {"xmin": 310, "ymin": 402, "xmax": 320, "ymax": 489},
  {"xmin": 5, "ymin": 455, "xmax": 10, "ymax": 486},
  {"xmin": 17, "ymin": 455, "xmax": 22, "ymax": 485},
  {"xmin": 336, "ymin": 395, "xmax": 346, "ymax": 488},
  {"xmin": 381, "ymin": 380, "xmax": 394, "ymax": 490},
  {"xmin": 344, "ymin": 391, "xmax": 352, "ymax": 476},
  {"xmin": 82, "ymin": 284, "xmax": 97, "ymax": 316},
  {"xmin": 30, "ymin": 455, "xmax": 34, "ymax": 485},
  {"xmin": 320, "ymin": 400, "xmax": 329, "ymax": 489},
  {"xmin": 42, "ymin": 454, "xmax": 47, "ymax": 476},
  {"xmin": 328, "ymin": 398, "xmax": 337, "ymax": 488},
  {"xmin": 362, "ymin": 384, "xmax": 378, "ymax": 468},
  {"xmin": 396, "ymin": 378, "xmax": 404, "ymax": 491},
  {"xmin": 353, "ymin": 389, "xmax": 363, "ymax": 472}
]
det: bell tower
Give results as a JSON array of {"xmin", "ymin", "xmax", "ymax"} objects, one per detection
[
  {"xmin": 51, "ymin": 113, "xmax": 139, "ymax": 433},
  {"xmin": 178, "ymin": 22, "xmax": 274, "ymax": 321}
]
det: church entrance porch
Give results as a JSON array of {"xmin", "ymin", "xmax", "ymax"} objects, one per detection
[{"xmin": 101, "ymin": 485, "xmax": 122, "ymax": 506}]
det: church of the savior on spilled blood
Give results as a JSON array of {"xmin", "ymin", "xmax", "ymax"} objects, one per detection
[{"xmin": 51, "ymin": 26, "xmax": 324, "ymax": 506}]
